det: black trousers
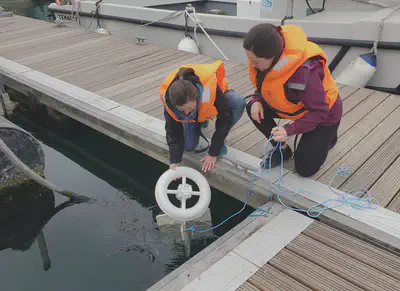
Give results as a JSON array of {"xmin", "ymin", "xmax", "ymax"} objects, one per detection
[{"xmin": 246, "ymin": 100, "xmax": 340, "ymax": 177}]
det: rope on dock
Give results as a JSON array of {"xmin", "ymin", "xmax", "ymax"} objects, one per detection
[{"xmin": 185, "ymin": 136, "xmax": 379, "ymax": 234}]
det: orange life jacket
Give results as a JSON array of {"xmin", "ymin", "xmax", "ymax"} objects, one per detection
[
  {"xmin": 159, "ymin": 60, "xmax": 229, "ymax": 123},
  {"xmin": 248, "ymin": 24, "xmax": 339, "ymax": 120}
]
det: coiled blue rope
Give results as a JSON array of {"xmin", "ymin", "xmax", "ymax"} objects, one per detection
[{"xmin": 185, "ymin": 136, "xmax": 379, "ymax": 233}]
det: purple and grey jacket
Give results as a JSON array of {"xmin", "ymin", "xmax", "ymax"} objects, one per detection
[{"xmin": 252, "ymin": 57, "xmax": 343, "ymax": 136}]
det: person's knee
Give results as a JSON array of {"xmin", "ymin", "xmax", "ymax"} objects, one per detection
[
  {"xmin": 231, "ymin": 97, "xmax": 246, "ymax": 125},
  {"xmin": 295, "ymin": 162, "xmax": 320, "ymax": 177},
  {"xmin": 184, "ymin": 143, "xmax": 196, "ymax": 152},
  {"xmin": 183, "ymin": 137, "xmax": 199, "ymax": 152},
  {"xmin": 237, "ymin": 95, "xmax": 246, "ymax": 112}
]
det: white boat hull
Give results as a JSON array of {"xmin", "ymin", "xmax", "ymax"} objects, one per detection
[{"xmin": 49, "ymin": 0, "xmax": 400, "ymax": 93}]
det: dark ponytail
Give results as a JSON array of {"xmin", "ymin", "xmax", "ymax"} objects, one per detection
[
  {"xmin": 243, "ymin": 23, "xmax": 283, "ymax": 59},
  {"xmin": 168, "ymin": 67, "xmax": 198, "ymax": 107}
]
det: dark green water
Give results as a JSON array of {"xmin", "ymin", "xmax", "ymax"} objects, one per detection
[
  {"xmin": 0, "ymin": 0, "xmax": 55, "ymax": 21},
  {"xmin": 0, "ymin": 104, "xmax": 253, "ymax": 291}
]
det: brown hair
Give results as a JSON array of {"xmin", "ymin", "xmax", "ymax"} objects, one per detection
[
  {"xmin": 243, "ymin": 23, "xmax": 283, "ymax": 59},
  {"xmin": 168, "ymin": 68, "xmax": 198, "ymax": 107}
]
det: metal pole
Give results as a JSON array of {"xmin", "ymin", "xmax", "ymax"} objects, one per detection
[
  {"xmin": 286, "ymin": 0, "xmax": 294, "ymax": 18},
  {"xmin": 37, "ymin": 231, "xmax": 51, "ymax": 271}
]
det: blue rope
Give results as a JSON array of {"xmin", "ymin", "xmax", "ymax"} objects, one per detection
[
  {"xmin": 183, "ymin": 144, "xmax": 271, "ymax": 234},
  {"xmin": 185, "ymin": 136, "xmax": 379, "ymax": 233}
]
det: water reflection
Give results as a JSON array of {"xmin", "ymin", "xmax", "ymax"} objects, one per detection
[
  {"xmin": 0, "ymin": 104, "xmax": 252, "ymax": 291},
  {"xmin": 0, "ymin": 182, "xmax": 76, "ymax": 271},
  {"xmin": 0, "ymin": 0, "xmax": 55, "ymax": 21}
]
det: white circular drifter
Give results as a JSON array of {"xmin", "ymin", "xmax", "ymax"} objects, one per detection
[{"xmin": 155, "ymin": 166, "xmax": 211, "ymax": 221}]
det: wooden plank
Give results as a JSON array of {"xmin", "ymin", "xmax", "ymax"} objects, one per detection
[
  {"xmin": 207, "ymin": 111, "xmax": 251, "ymax": 137},
  {"xmin": 233, "ymin": 209, "xmax": 313, "ymax": 268},
  {"xmin": 280, "ymin": 172, "xmax": 400, "ymax": 243},
  {"xmin": 269, "ymin": 249, "xmax": 364, "ymax": 291},
  {"xmin": 42, "ymin": 39, "xmax": 134, "ymax": 76},
  {"xmin": 246, "ymin": 139, "xmax": 274, "ymax": 159},
  {"xmin": 286, "ymin": 234, "xmax": 400, "ymax": 291},
  {"xmin": 0, "ymin": 26, "xmax": 76, "ymax": 48},
  {"xmin": 388, "ymin": 191, "xmax": 400, "ymax": 213},
  {"xmin": 60, "ymin": 48, "xmax": 165, "ymax": 87},
  {"xmin": 32, "ymin": 36, "xmax": 133, "ymax": 71},
  {"xmin": 0, "ymin": 29, "xmax": 84, "ymax": 54},
  {"xmin": 338, "ymin": 91, "xmax": 390, "ymax": 136},
  {"xmin": 68, "ymin": 47, "xmax": 174, "ymax": 88},
  {"xmin": 95, "ymin": 53, "xmax": 210, "ymax": 98},
  {"xmin": 0, "ymin": 30, "xmax": 102, "ymax": 59},
  {"xmin": 225, "ymin": 62, "xmax": 245, "ymax": 77},
  {"xmin": 304, "ymin": 222, "xmax": 400, "ymax": 280},
  {"xmin": 336, "ymin": 83, "xmax": 345, "ymax": 90},
  {"xmin": 49, "ymin": 45, "xmax": 142, "ymax": 79},
  {"xmin": 236, "ymin": 282, "xmax": 261, "ymax": 291},
  {"xmin": 0, "ymin": 17, "xmax": 49, "ymax": 33},
  {"xmin": 76, "ymin": 48, "xmax": 185, "ymax": 91},
  {"xmin": 247, "ymin": 264, "xmax": 312, "ymax": 291},
  {"xmin": 236, "ymin": 83, "xmax": 255, "ymax": 96},
  {"xmin": 148, "ymin": 202, "xmax": 285, "ymax": 291},
  {"xmin": 369, "ymin": 155, "xmax": 400, "ymax": 206},
  {"xmin": 318, "ymin": 106, "xmax": 400, "ymax": 187},
  {"xmin": 314, "ymin": 94, "xmax": 400, "ymax": 180},
  {"xmin": 0, "ymin": 21, "xmax": 56, "ymax": 42},
  {"xmin": 179, "ymin": 252, "xmax": 259, "ymax": 291},
  {"xmin": 339, "ymin": 85, "xmax": 360, "ymax": 100},
  {"xmin": 341, "ymin": 88, "xmax": 375, "ymax": 115},
  {"xmin": 231, "ymin": 128, "xmax": 266, "ymax": 152},
  {"xmin": 0, "ymin": 57, "xmax": 119, "ymax": 112},
  {"xmin": 227, "ymin": 122, "xmax": 257, "ymax": 146},
  {"xmin": 340, "ymin": 129, "xmax": 400, "ymax": 192},
  {"xmin": 14, "ymin": 35, "xmax": 114, "ymax": 66},
  {"xmin": 225, "ymin": 67, "xmax": 249, "ymax": 84}
]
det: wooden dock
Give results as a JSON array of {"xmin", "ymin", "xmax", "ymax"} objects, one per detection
[
  {"xmin": 1, "ymin": 15, "xmax": 400, "ymax": 290},
  {"xmin": 149, "ymin": 201, "xmax": 400, "ymax": 291}
]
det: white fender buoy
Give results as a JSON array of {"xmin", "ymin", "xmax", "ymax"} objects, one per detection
[
  {"xmin": 178, "ymin": 36, "xmax": 200, "ymax": 54},
  {"xmin": 96, "ymin": 28, "xmax": 110, "ymax": 35},
  {"xmin": 155, "ymin": 166, "xmax": 211, "ymax": 221},
  {"xmin": 335, "ymin": 52, "xmax": 376, "ymax": 88}
]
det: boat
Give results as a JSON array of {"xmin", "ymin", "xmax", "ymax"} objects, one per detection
[
  {"xmin": 0, "ymin": 115, "xmax": 45, "ymax": 191},
  {"xmin": 48, "ymin": 0, "xmax": 400, "ymax": 94}
]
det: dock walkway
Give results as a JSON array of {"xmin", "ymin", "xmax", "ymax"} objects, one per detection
[{"xmin": 1, "ymin": 15, "xmax": 400, "ymax": 290}]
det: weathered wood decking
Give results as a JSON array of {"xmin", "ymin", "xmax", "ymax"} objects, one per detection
[
  {"xmin": 1, "ymin": 15, "xmax": 400, "ymax": 291},
  {"xmin": 149, "ymin": 201, "xmax": 400, "ymax": 291},
  {"xmin": 1, "ymin": 15, "xmax": 399, "ymax": 211}
]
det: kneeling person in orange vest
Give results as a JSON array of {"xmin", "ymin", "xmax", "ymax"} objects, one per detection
[
  {"xmin": 159, "ymin": 61, "xmax": 246, "ymax": 172},
  {"xmin": 243, "ymin": 24, "xmax": 343, "ymax": 177}
]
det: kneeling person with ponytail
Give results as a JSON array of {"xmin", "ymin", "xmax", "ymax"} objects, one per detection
[
  {"xmin": 243, "ymin": 24, "xmax": 343, "ymax": 177},
  {"xmin": 159, "ymin": 61, "xmax": 246, "ymax": 172}
]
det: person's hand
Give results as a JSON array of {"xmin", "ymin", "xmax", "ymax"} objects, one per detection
[
  {"xmin": 169, "ymin": 163, "xmax": 181, "ymax": 180},
  {"xmin": 200, "ymin": 155, "xmax": 217, "ymax": 172},
  {"xmin": 251, "ymin": 102, "xmax": 264, "ymax": 124},
  {"xmin": 271, "ymin": 126, "xmax": 288, "ymax": 142},
  {"xmin": 169, "ymin": 163, "xmax": 179, "ymax": 170}
]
